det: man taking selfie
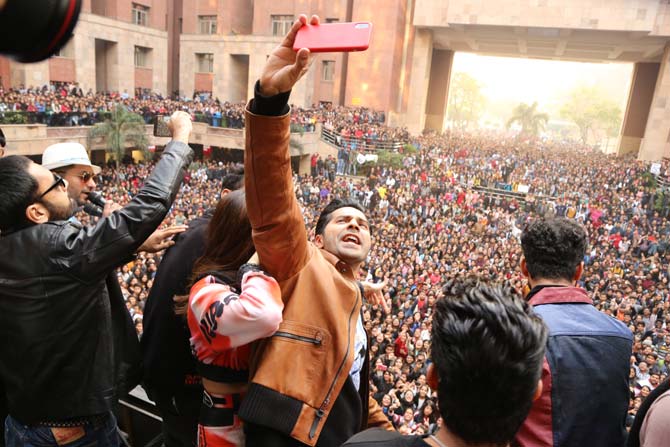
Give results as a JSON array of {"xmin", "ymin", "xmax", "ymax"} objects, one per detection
[{"xmin": 238, "ymin": 14, "xmax": 393, "ymax": 447}]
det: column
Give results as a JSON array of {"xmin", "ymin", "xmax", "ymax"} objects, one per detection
[
  {"xmin": 425, "ymin": 49, "xmax": 454, "ymax": 132},
  {"xmin": 403, "ymin": 28, "xmax": 433, "ymax": 134},
  {"xmin": 639, "ymin": 45, "xmax": 670, "ymax": 161},
  {"xmin": 617, "ymin": 62, "xmax": 659, "ymax": 156}
]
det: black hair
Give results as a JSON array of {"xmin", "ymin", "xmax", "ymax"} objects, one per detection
[
  {"xmin": 221, "ymin": 165, "xmax": 244, "ymax": 192},
  {"xmin": 521, "ymin": 217, "xmax": 587, "ymax": 281},
  {"xmin": 315, "ymin": 198, "xmax": 367, "ymax": 236},
  {"xmin": 432, "ymin": 278, "xmax": 547, "ymax": 445},
  {"xmin": 0, "ymin": 155, "xmax": 38, "ymax": 233}
]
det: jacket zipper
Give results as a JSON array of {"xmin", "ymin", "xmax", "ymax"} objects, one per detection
[
  {"xmin": 274, "ymin": 331, "xmax": 322, "ymax": 345},
  {"xmin": 309, "ymin": 288, "xmax": 360, "ymax": 439}
]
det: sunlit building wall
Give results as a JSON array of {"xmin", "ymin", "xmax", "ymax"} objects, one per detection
[{"xmin": 3, "ymin": 0, "xmax": 171, "ymax": 95}]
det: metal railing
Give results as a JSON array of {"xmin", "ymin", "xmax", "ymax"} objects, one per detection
[
  {"xmin": 320, "ymin": 127, "xmax": 406, "ymax": 152},
  {"xmin": 0, "ymin": 110, "xmax": 320, "ymax": 133},
  {"xmin": 0, "ymin": 110, "xmax": 249, "ymax": 129},
  {"xmin": 472, "ymin": 185, "xmax": 528, "ymax": 203}
]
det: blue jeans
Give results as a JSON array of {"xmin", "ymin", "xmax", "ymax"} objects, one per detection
[
  {"xmin": 337, "ymin": 159, "xmax": 345, "ymax": 175},
  {"xmin": 4, "ymin": 413, "xmax": 119, "ymax": 447}
]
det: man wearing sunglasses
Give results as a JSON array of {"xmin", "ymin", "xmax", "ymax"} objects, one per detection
[
  {"xmin": 0, "ymin": 111, "xmax": 193, "ymax": 447},
  {"xmin": 41, "ymin": 142, "xmax": 187, "ymax": 252},
  {"xmin": 42, "ymin": 142, "xmax": 101, "ymax": 210}
]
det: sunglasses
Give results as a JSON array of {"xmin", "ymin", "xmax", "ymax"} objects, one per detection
[
  {"xmin": 74, "ymin": 171, "xmax": 95, "ymax": 182},
  {"xmin": 37, "ymin": 173, "xmax": 66, "ymax": 200},
  {"xmin": 55, "ymin": 170, "xmax": 95, "ymax": 183}
]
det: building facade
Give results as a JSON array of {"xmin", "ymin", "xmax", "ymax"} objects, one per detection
[
  {"xmin": 1, "ymin": 0, "xmax": 170, "ymax": 96},
  {"xmin": 3, "ymin": 0, "xmax": 670, "ymax": 160},
  {"xmin": 177, "ymin": 0, "xmax": 670, "ymax": 160}
]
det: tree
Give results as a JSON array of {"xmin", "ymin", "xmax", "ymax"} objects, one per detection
[
  {"xmin": 560, "ymin": 86, "xmax": 622, "ymax": 145},
  {"xmin": 598, "ymin": 101, "xmax": 623, "ymax": 150},
  {"xmin": 376, "ymin": 149, "xmax": 404, "ymax": 168},
  {"xmin": 507, "ymin": 102, "xmax": 549, "ymax": 136},
  {"xmin": 447, "ymin": 72, "xmax": 485, "ymax": 129},
  {"xmin": 88, "ymin": 105, "xmax": 149, "ymax": 167}
]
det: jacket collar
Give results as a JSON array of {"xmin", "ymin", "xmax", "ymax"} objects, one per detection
[
  {"xmin": 528, "ymin": 286, "xmax": 592, "ymax": 306},
  {"xmin": 319, "ymin": 247, "xmax": 357, "ymax": 281}
]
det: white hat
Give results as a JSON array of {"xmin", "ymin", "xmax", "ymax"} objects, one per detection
[{"xmin": 42, "ymin": 142, "xmax": 101, "ymax": 174}]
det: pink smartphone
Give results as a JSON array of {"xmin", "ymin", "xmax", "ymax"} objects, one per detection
[{"xmin": 293, "ymin": 22, "xmax": 372, "ymax": 53}]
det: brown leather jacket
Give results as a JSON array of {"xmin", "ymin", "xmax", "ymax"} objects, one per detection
[{"xmin": 239, "ymin": 109, "xmax": 393, "ymax": 445}]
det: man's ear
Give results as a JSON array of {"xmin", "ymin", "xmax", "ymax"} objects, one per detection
[
  {"xmin": 25, "ymin": 202, "xmax": 49, "ymax": 225},
  {"xmin": 426, "ymin": 363, "xmax": 438, "ymax": 390},
  {"xmin": 220, "ymin": 188, "xmax": 232, "ymax": 197},
  {"xmin": 314, "ymin": 233, "xmax": 324, "ymax": 248}
]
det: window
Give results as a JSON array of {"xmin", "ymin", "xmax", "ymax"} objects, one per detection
[
  {"xmin": 132, "ymin": 3, "xmax": 149, "ymax": 26},
  {"xmin": 325, "ymin": 18, "xmax": 340, "ymax": 23},
  {"xmin": 271, "ymin": 15, "xmax": 293, "ymax": 36},
  {"xmin": 322, "ymin": 60, "xmax": 335, "ymax": 81},
  {"xmin": 196, "ymin": 53, "xmax": 214, "ymax": 73},
  {"xmin": 134, "ymin": 46, "xmax": 151, "ymax": 68},
  {"xmin": 198, "ymin": 15, "xmax": 217, "ymax": 34}
]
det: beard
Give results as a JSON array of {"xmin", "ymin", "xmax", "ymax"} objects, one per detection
[{"xmin": 44, "ymin": 197, "xmax": 77, "ymax": 221}]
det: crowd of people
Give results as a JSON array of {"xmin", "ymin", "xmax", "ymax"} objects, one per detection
[
  {"xmin": 0, "ymin": 83, "xmax": 408, "ymax": 146},
  {"xmin": 74, "ymin": 121, "xmax": 667, "ymax": 437},
  {"xmin": 0, "ymin": 83, "xmax": 247, "ymax": 128},
  {"xmin": 1, "ymin": 16, "xmax": 668, "ymax": 447}
]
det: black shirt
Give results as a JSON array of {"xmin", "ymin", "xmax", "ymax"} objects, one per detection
[{"xmin": 141, "ymin": 215, "xmax": 210, "ymax": 394}]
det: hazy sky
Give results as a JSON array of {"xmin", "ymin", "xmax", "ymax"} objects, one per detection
[{"xmin": 452, "ymin": 53, "xmax": 633, "ymax": 117}]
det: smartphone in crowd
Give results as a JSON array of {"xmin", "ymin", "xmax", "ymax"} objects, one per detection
[
  {"xmin": 293, "ymin": 22, "xmax": 372, "ymax": 53},
  {"xmin": 153, "ymin": 115, "xmax": 170, "ymax": 137}
]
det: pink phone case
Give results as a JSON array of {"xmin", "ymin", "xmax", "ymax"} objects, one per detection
[{"xmin": 293, "ymin": 22, "xmax": 372, "ymax": 53}]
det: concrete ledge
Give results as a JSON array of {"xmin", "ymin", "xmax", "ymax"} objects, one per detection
[{"xmin": 0, "ymin": 123, "xmax": 321, "ymax": 159}]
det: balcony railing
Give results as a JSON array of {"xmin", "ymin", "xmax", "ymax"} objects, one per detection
[{"xmin": 320, "ymin": 127, "xmax": 405, "ymax": 152}]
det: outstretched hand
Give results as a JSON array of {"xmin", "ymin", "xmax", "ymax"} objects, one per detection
[
  {"xmin": 137, "ymin": 225, "xmax": 188, "ymax": 253},
  {"xmin": 259, "ymin": 14, "xmax": 319, "ymax": 96},
  {"xmin": 361, "ymin": 280, "xmax": 390, "ymax": 314}
]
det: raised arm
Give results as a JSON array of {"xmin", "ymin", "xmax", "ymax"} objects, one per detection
[
  {"xmin": 244, "ymin": 14, "xmax": 318, "ymax": 281},
  {"xmin": 60, "ymin": 112, "xmax": 194, "ymax": 279}
]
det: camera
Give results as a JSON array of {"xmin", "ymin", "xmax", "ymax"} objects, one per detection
[{"xmin": 0, "ymin": 0, "xmax": 82, "ymax": 63}]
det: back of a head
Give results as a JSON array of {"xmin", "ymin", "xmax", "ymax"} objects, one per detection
[
  {"xmin": 432, "ymin": 278, "xmax": 548, "ymax": 445},
  {"xmin": 521, "ymin": 217, "xmax": 587, "ymax": 282},
  {"xmin": 220, "ymin": 164, "xmax": 244, "ymax": 193},
  {"xmin": 193, "ymin": 189, "xmax": 254, "ymax": 280},
  {"xmin": 0, "ymin": 155, "xmax": 37, "ymax": 233}
]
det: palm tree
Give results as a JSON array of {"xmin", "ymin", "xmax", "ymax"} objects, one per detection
[
  {"xmin": 507, "ymin": 102, "xmax": 549, "ymax": 136},
  {"xmin": 88, "ymin": 105, "xmax": 149, "ymax": 167}
]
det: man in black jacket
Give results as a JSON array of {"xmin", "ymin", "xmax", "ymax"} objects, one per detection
[
  {"xmin": 0, "ymin": 111, "xmax": 193, "ymax": 447},
  {"xmin": 38, "ymin": 142, "xmax": 188, "ymax": 410},
  {"xmin": 141, "ymin": 168, "xmax": 243, "ymax": 447}
]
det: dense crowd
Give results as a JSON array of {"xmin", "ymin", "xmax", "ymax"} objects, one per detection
[
  {"xmin": 73, "ymin": 123, "xmax": 669, "ymax": 435},
  {"xmin": 0, "ymin": 83, "xmax": 406, "ymax": 145}
]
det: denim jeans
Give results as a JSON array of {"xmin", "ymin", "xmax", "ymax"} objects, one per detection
[
  {"xmin": 337, "ymin": 159, "xmax": 345, "ymax": 175},
  {"xmin": 4, "ymin": 413, "xmax": 119, "ymax": 447}
]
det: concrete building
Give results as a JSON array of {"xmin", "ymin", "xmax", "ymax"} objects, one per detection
[
  {"xmin": 406, "ymin": 0, "xmax": 670, "ymax": 161},
  {"xmin": 177, "ymin": 0, "xmax": 670, "ymax": 160},
  {"xmin": 4, "ymin": 1, "xmax": 670, "ymax": 159}
]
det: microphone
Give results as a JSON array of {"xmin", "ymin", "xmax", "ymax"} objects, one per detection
[
  {"xmin": 83, "ymin": 203, "xmax": 103, "ymax": 217},
  {"xmin": 87, "ymin": 191, "xmax": 106, "ymax": 207}
]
